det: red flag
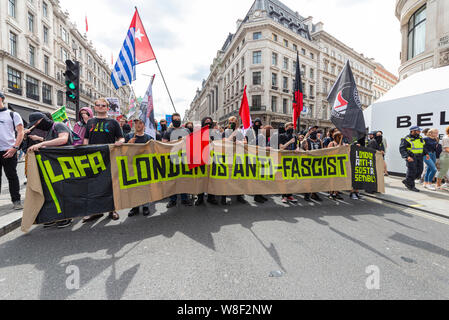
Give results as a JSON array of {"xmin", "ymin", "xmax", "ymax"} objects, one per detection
[
  {"xmin": 85, "ymin": 15, "xmax": 88, "ymax": 33},
  {"xmin": 186, "ymin": 126, "xmax": 210, "ymax": 170},
  {"xmin": 131, "ymin": 9, "xmax": 156, "ymax": 64},
  {"xmin": 293, "ymin": 53, "xmax": 304, "ymax": 131},
  {"xmin": 239, "ymin": 85, "xmax": 252, "ymax": 130}
]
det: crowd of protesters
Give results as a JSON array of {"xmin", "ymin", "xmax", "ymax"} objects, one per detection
[{"xmin": 0, "ymin": 91, "xmax": 448, "ymax": 230}]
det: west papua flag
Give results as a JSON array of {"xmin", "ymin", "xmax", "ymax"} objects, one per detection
[
  {"xmin": 139, "ymin": 75, "xmax": 157, "ymax": 140},
  {"xmin": 186, "ymin": 126, "xmax": 210, "ymax": 170},
  {"xmin": 327, "ymin": 60, "xmax": 366, "ymax": 142},
  {"xmin": 111, "ymin": 8, "xmax": 156, "ymax": 90},
  {"xmin": 239, "ymin": 85, "xmax": 252, "ymax": 131},
  {"xmin": 293, "ymin": 53, "xmax": 304, "ymax": 131}
]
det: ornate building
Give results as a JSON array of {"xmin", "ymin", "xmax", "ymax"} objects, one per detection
[
  {"xmin": 373, "ymin": 63, "xmax": 399, "ymax": 102},
  {"xmin": 396, "ymin": 0, "xmax": 449, "ymax": 80},
  {"xmin": 0, "ymin": 0, "xmax": 130, "ymax": 122},
  {"xmin": 186, "ymin": 0, "xmax": 392, "ymax": 132}
]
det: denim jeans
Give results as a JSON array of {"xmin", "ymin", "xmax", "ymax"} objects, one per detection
[{"xmin": 424, "ymin": 152, "xmax": 437, "ymax": 183}]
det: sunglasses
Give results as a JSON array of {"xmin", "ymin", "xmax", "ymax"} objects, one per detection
[{"xmin": 95, "ymin": 104, "xmax": 107, "ymax": 108}]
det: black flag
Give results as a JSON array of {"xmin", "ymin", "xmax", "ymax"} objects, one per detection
[{"xmin": 327, "ymin": 61, "xmax": 366, "ymax": 143}]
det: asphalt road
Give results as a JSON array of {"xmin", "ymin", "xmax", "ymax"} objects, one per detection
[{"xmin": 0, "ymin": 194, "xmax": 448, "ymax": 300}]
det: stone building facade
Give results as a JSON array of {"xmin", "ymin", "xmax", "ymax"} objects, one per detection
[
  {"xmin": 186, "ymin": 0, "xmax": 391, "ymax": 132},
  {"xmin": 373, "ymin": 63, "xmax": 399, "ymax": 102},
  {"xmin": 396, "ymin": 0, "xmax": 449, "ymax": 80},
  {"xmin": 0, "ymin": 0, "xmax": 130, "ymax": 122}
]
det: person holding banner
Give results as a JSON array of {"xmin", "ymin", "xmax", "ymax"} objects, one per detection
[
  {"xmin": 125, "ymin": 118, "xmax": 153, "ymax": 217},
  {"xmin": 83, "ymin": 98, "xmax": 125, "ymax": 222},
  {"xmin": 279, "ymin": 122, "xmax": 300, "ymax": 204}
]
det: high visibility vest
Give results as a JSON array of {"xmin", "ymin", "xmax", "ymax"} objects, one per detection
[{"xmin": 405, "ymin": 137, "xmax": 425, "ymax": 155}]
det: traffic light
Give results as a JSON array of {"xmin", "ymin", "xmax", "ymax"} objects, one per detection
[{"xmin": 64, "ymin": 60, "xmax": 80, "ymax": 105}]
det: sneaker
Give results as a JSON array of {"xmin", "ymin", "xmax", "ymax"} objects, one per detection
[
  {"xmin": 13, "ymin": 201, "xmax": 23, "ymax": 210},
  {"xmin": 425, "ymin": 185, "xmax": 436, "ymax": 191},
  {"xmin": 350, "ymin": 193, "xmax": 358, "ymax": 200},
  {"xmin": 142, "ymin": 207, "xmax": 150, "ymax": 216},
  {"xmin": 328, "ymin": 194, "xmax": 337, "ymax": 201},
  {"xmin": 220, "ymin": 197, "xmax": 228, "ymax": 206},
  {"xmin": 282, "ymin": 197, "xmax": 289, "ymax": 204},
  {"xmin": 236, "ymin": 195, "xmax": 248, "ymax": 204},
  {"xmin": 57, "ymin": 219, "xmax": 72, "ymax": 229},
  {"xmin": 128, "ymin": 208, "xmax": 139, "ymax": 217},
  {"xmin": 311, "ymin": 193, "xmax": 323, "ymax": 202},
  {"xmin": 195, "ymin": 197, "xmax": 204, "ymax": 206},
  {"xmin": 287, "ymin": 196, "xmax": 298, "ymax": 203},
  {"xmin": 166, "ymin": 201, "xmax": 177, "ymax": 208}
]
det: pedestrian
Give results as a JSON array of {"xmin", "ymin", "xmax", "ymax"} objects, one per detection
[
  {"xmin": 279, "ymin": 122, "xmax": 299, "ymax": 204},
  {"xmin": 163, "ymin": 113, "xmax": 193, "ymax": 208},
  {"xmin": 27, "ymin": 112, "xmax": 74, "ymax": 228},
  {"xmin": 245, "ymin": 118, "xmax": 269, "ymax": 203},
  {"xmin": 195, "ymin": 117, "xmax": 219, "ymax": 206},
  {"xmin": 125, "ymin": 118, "xmax": 153, "ymax": 217},
  {"xmin": 327, "ymin": 131, "xmax": 345, "ymax": 200},
  {"xmin": 423, "ymin": 128, "xmax": 439, "ymax": 191},
  {"xmin": 222, "ymin": 116, "xmax": 248, "ymax": 205},
  {"xmin": 0, "ymin": 92, "xmax": 24, "ymax": 210},
  {"xmin": 83, "ymin": 98, "xmax": 125, "ymax": 222},
  {"xmin": 73, "ymin": 107, "xmax": 93, "ymax": 145},
  {"xmin": 400, "ymin": 126, "xmax": 429, "ymax": 192},
  {"xmin": 436, "ymin": 126, "xmax": 449, "ymax": 190}
]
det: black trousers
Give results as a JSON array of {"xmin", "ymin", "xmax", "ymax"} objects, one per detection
[
  {"xmin": 405, "ymin": 156, "xmax": 424, "ymax": 188},
  {"xmin": 0, "ymin": 152, "xmax": 21, "ymax": 203}
]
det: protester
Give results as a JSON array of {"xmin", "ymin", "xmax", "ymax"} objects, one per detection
[
  {"xmin": 303, "ymin": 130, "xmax": 324, "ymax": 202},
  {"xmin": 279, "ymin": 122, "xmax": 299, "ymax": 204},
  {"xmin": 83, "ymin": 98, "xmax": 125, "ymax": 222},
  {"xmin": 185, "ymin": 121, "xmax": 194, "ymax": 134},
  {"xmin": 245, "ymin": 118, "xmax": 270, "ymax": 203},
  {"xmin": 125, "ymin": 119, "xmax": 153, "ymax": 217},
  {"xmin": 28, "ymin": 112, "xmax": 74, "ymax": 228},
  {"xmin": 423, "ymin": 129, "xmax": 439, "ymax": 191},
  {"xmin": 367, "ymin": 131, "xmax": 385, "ymax": 153},
  {"xmin": 0, "ymin": 92, "xmax": 24, "ymax": 210},
  {"xmin": 159, "ymin": 119, "xmax": 168, "ymax": 139},
  {"xmin": 400, "ymin": 126, "xmax": 429, "ymax": 192},
  {"xmin": 73, "ymin": 107, "xmax": 93, "ymax": 145},
  {"xmin": 222, "ymin": 116, "xmax": 247, "ymax": 205},
  {"xmin": 195, "ymin": 117, "xmax": 219, "ymax": 206},
  {"xmin": 163, "ymin": 113, "xmax": 193, "ymax": 208},
  {"xmin": 436, "ymin": 126, "xmax": 449, "ymax": 190},
  {"xmin": 323, "ymin": 128, "xmax": 337, "ymax": 148},
  {"xmin": 327, "ymin": 131, "xmax": 345, "ymax": 200}
]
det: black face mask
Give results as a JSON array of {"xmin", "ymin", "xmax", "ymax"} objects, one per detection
[
  {"xmin": 161, "ymin": 124, "xmax": 167, "ymax": 131},
  {"xmin": 172, "ymin": 120, "xmax": 181, "ymax": 128},
  {"xmin": 230, "ymin": 123, "xmax": 236, "ymax": 130},
  {"xmin": 375, "ymin": 136, "xmax": 383, "ymax": 144},
  {"xmin": 36, "ymin": 117, "xmax": 53, "ymax": 131},
  {"xmin": 279, "ymin": 127, "xmax": 286, "ymax": 135},
  {"xmin": 287, "ymin": 128, "xmax": 294, "ymax": 135},
  {"xmin": 187, "ymin": 126, "xmax": 193, "ymax": 133},
  {"xmin": 310, "ymin": 133, "xmax": 318, "ymax": 140}
]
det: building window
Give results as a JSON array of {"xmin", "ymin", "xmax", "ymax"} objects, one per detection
[
  {"xmin": 29, "ymin": 45, "xmax": 35, "ymax": 67},
  {"xmin": 28, "ymin": 12, "xmax": 34, "ymax": 33},
  {"xmin": 44, "ymin": 55, "xmax": 49, "ymax": 75},
  {"xmin": 283, "ymin": 77, "xmax": 288, "ymax": 90},
  {"xmin": 253, "ymin": 32, "xmax": 262, "ymax": 40},
  {"xmin": 7, "ymin": 66, "xmax": 22, "ymax": 95},
  {"xmin": 309, "ymin": 85, "xmax": 314, "ymax": 98},
  {"xmin": 301, "ymin": 48, "xmax": 306, "ymax": 55},
  {"xmin": 42, "ymin": 83, "xmax": 52, "ymax": 104},
  {"xmin": 408, "ymin": 5, "xmax": 426, "ymax": 60},
  {"xmin": 252, "ymin": 72, "xmax": 261, "ymax": 85},
  {"xmin": 57, "ymin": 90, "xmax": 64, "ymax": 106},
  {"xmin": 253, "ymin": 51, "xmax": 262, "ymax": 64},
  {"xmin": 310, "ymin": 53, "xmax": 314, "ymax": 60},
  {"xmin": 293, "ymin": 44, "xmax": 298, "ymax": 52},
  {"xmin": 283, "ymin": 57, "xmax": 289, "ymax": 70},
  {"xmin": 272, "ymin": 52, "xmax": 278, "ymax": 66},
  {"xmin": 310, "ymin": 68, "xmax": 314, "ymax": 79},
  {"xmin": 43, "ymin": 26, "xmax": 49, "ymax": 44},
  {"xmin": 272, "ymin": 34, "xmax": 278, "ymax": 42},
  {"xmin": 61, "ymin": 27, "xmax": 69, "ymax": 43},
  {"xmin": 252, "ymin": 95, "xmax": 262, "ymax": 108},
  {"xmin": 283, "ymin": 99, "xmax": 288, "ymax": 114},
  {"xmin": 271, "ymin": 96, "xmax": 277, "ymax": 113},
  {"xmin": 9, "ymin": 32, "xmax": 17, "ymax": 57},
  {"xmin": 284, "ymin": 39, "xmax": 289, "ymax": 48},
  {"xmin": 272, "ymin": 73, "xmax": 277, "ymax": 87},
  {"xmin": 26, "ymin": 76, "xmax": 39, "ymax": 101},
  {"xmin": 43, "ymin": 2, "xmax": 48, "ymax": 17},
  {"xmin": 8, "ymin": 0, "xmax": 16, "ymax": 18},
  {"xmin": 241, "ymin": 57, "xmax": 245, "ymax": 68}
]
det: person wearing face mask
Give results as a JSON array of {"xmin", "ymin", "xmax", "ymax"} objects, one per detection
[
  {"xmin": 400, "ymin": 126, "xmax": 430, "ymax": 192},
  {"xmin": 163, "ymin": 113, "xmax": 192, "ymax": 208},
  {"xmin": 27, "ymin": 112, "xmax": 74, "ymax": 228},
  {"xmin": 73, "ymin": 107, "xmax": 93, "ymax": 146},
  {"xmin": 367, "ymin": 131, "xmax": 385, "ymax": 153},
  {"xmin": 303, "ymin": 131, "xmax": 324, "ymax": 203},
  {"xmin": 222, "ymin": 116, "xmax": 248, "ymax": 205},
  {"xmin": 195, "ymin": 117, "xmax": 220, "ymax": 206},
  {"xmin": 185, "ymin": 122, "xmax": 194, "ymax": 134},
  {"xmin": 279, "ymin": 122, "xmax": 300, "ymax": 204},
  {"xmin": 158, "ymin": 119, "xmax": 168, "ymax": 140}
]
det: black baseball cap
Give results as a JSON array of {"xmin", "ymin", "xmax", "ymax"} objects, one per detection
[{"xmin": 28, "ymin": 112, "xmax": 48, "ymax": 127}]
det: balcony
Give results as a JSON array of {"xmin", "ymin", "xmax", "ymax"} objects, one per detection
[
  {"xmin": 271, "ymin": 86, "xmax": 279, "ymax": 91},
  {"xmin": 250, "ymin": 105, "xmax": 266, "ymax": 112},
  {"xmin": 283, "ymin": 89, "xmax": 290, "ymax": 93}
]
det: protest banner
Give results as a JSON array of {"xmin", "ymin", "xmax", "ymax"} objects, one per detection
[{"xmin": 22, "ymin": 140, "xmax": 385, "ymax": 232}]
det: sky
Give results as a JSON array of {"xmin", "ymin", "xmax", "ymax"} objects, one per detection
[{"xmin": 59, "ymin": 0, "xmax": 401, "ymax": 120}]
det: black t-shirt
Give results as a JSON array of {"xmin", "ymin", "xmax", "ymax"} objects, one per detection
[
  {"xmin": 125, "ymin": 133, "xmax": 152, "ymax": 144},
  {"xmin": 85, "ymin": 118, "xmax": 123, "ymax": 145},
  {"xmin": 279, "ymin": 133, "xmax": 298, "ymax": 151},
  {"xmin": 163, "ymin": 127, "xmax": 189, "ymax": 142},
  {"xmin": 45, "ymin": 123, "xmax": 73, "ymax": 146}
]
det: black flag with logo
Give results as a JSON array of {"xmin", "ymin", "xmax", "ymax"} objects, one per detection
[{"xmin": 327, "ymin": 61, "xmax": 366, "ymax": 143}]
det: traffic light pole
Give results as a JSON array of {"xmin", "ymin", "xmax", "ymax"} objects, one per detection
[{"xmin": 75, "ymin": 61, "xmax": 80, "ymax": 122}]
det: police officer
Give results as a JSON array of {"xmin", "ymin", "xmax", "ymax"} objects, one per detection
[{"xmin": 400, "ymin": 126, "xmax": 429, "ymax": 192}]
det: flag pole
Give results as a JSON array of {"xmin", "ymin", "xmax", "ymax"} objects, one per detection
[{"xmin": 134, "ymin": 6, "xmax": 177, "ymax": 114}]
